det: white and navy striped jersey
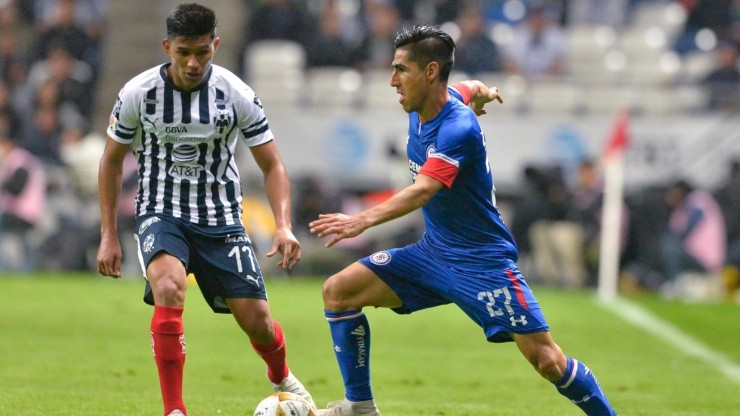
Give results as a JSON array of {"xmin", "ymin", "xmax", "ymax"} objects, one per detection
[{"xmin": 107, "ymin": 63, "xmax": 273, "ymax": 226}]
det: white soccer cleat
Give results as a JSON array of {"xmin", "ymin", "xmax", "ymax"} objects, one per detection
[
  {"xmin": 272, "ymin": 371, "xmax": 316, "ymax": 409},
  {"xmin": 315, "ymin": 399, "xmax": 381, "ymax": 416},
  {"xmin": 166, "ymin": 410, "xmax": 185, "ymax": 416}
]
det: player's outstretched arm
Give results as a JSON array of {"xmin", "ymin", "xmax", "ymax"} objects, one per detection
[
  {"xmin": 310, "ymin": 174, "xmax": 443, "ymax": 247},
  {"xmin": 459, "ymin": 80, "xmax": 503, "ymax": 116}
]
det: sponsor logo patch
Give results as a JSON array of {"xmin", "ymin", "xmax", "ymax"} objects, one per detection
[
  {"xmin": 138, "ymin": 217, "xmax": 161, "ymax": 234},
  {"xmin": 142, "ymin": 233, "xmax": 155, "ymax": 253}
]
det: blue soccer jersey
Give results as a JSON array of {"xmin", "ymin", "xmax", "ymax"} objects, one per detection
[
  {"xmin": 359, "ymin": 86, "xmax": 548, "ymax": 341},
  {"xmin": 407, "ymin": 86, "xmax": 518, "ymax": 269},
  {"xmin": 107, "ymin": 63, "xmax": 273, "ymax": 226}
]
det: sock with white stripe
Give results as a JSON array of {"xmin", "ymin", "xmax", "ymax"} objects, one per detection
[
  {"xmin": 555, "ymin": 357, "xmax": 617, "ymax": 416},
  {"xmin": 325, "ymin": 309, "xmax": 373, "ymax": 401}
]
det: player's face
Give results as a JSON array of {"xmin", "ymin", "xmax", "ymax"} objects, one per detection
[
  {"xmin": 163, "ymin": 34, "xmax": 220, "ymax": 91},
  {"xmin": 390, "ymin": 48, "xmax": 430, "ymax": 114}
]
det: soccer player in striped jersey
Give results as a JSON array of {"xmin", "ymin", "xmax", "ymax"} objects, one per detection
[
  {"xmin": 310, "ymin": 26, "xmax": 618, "ymax": 416},
  {"xmin": 96, "ymin": 4, "xmax": 314, "ymax": 415}
]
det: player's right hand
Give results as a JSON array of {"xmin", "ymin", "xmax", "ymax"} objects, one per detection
[{"xmin": 97, "ymin": 236, "xmax": 123, "ymax": 278}]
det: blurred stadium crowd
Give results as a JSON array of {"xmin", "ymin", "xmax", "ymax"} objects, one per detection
[{"xmin": 0, "ymin": 0, "xmax": 738, "ymax": 300}]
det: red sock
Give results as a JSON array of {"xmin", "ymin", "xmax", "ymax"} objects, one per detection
[
  {"xmin": 151, "ymin": 305, "xmax": 186, "ymax": 415},
  {"xmin": 250, "ymin": 320, "xmax": 290, "ymax": 384}
]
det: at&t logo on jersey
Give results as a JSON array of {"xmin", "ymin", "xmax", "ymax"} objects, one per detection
[
  {"xmin": 168, "ymin": 143, "xmax": 202, "ymax": 179},
  {"xmin": 369, "ymin": 251, "xmax": 391, "ymax": 265}
]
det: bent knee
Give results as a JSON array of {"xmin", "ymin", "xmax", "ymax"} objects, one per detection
[
  {"xmin": 322, "ymin": 274, "xmax": 349, "ymax": 311},
  {"xmin": 529, "ymin": 348, "xmax": 566, "ymax": 382},
  {"xmin": 149, "ymin": 272, "xmax": 187, "ymax": 304}
]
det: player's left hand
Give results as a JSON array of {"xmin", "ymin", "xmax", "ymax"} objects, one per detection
[
  {"xmin": 309, "ymin": 213, "xmax": 366, "ymax": 248},
  {"xmin": 267, "ymin": 227, "xmax": 301, "ymax": 270},
  {"xmin": 470, "ymin": 85, "xmax": 503, "ymax": 116}
]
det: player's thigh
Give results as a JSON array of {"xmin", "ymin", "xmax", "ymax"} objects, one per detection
[
  {"xmin": 358, "ymin": 245, "xmax": 453, "ymax": 314},
  {"xmin": 135, "ymin": 216, "xmax": 190, "ymax": 304},
  {"xmin": 147, "ymin": 253, "xmax": 188, "ymax": 290},
  {"xmin": 323, "ymin": 261, "xmax": 402, "ymax": 311},
  {"xmin": 188, "ymin": 225, "xmax": 267, "ymax": 313},
  {"xmin": 451, "ymin": 265, "xmax": 550, "ymax": 343}
]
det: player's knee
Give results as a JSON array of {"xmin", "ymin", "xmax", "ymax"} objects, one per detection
[
  {"xmin": 246, "ymin": 317, "xmax": 274, "ymax": 344},
  {"xmin": 322, "ymin": 274, "xmax": 352, "ymax": 311},
  {"xmin": 531, "ymin": 349, "xmax": 564, "ymax": 382},
  {"xmin": 149, "ymin": 273, "xmax": 186, "ymax": 305}
]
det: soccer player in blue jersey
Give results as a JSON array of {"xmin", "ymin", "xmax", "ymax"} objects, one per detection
[
  {"xmin": 309, "ymin": 25, "xmax": 618, "ymax": 416},
  {"xmin": 96, "ymin": 4, "xmax": 314, "ymax": 416}
]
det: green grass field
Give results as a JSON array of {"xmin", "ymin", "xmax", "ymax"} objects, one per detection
[{"xmin": 0, "ymin": 273, "xmax": 737, "ymax": 415}]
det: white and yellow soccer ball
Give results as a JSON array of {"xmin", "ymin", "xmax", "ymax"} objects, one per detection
[{"xmin": 253, "ymin": 392, "xmax": 315, "ymax": 416}]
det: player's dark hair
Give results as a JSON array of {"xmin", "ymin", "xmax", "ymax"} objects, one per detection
[
  {"xmin": 394, "ymin": 25, "xmax": 455, "ymax": 82},
  {"xmin": 166, "ymin": 3, "xmax": 217, "ymax": 40}
]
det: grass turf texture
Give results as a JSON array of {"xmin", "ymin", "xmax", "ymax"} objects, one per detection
[{"xmin": 0, "ymin": 274, "xmax": 737, "ymax": 415}]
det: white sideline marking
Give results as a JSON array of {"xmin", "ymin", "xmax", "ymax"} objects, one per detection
[{"xmin": 599, "ymin": 297, "xmax": 740, "ymax": 384}]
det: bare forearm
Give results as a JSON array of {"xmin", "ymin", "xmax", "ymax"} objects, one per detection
[
  {"xmin": 98, "ymin": 156, "xmax": 124, "ymax": 238},
  {"xmin": 357, "ymin": 182, "xmax": 434, "ymax": 231},
  {"xmin": 262, "ymin": 163, "xmax": 293, "ymax": 230}
]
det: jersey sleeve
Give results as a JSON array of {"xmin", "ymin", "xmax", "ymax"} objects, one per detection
[
  {"xmin": 418, "ymin": 112, "xmax": 479, "ymax": 189},
  {"xmin": 107, "ymin": 87, "xmax": 140, "ymax": 145},
  {"xmin": 234, "ymin": 83, "xmax": 274, "ymax": 147},
  {"xmin": 449, "ymin": 83, "xmax": 472, "ymax": 105}
]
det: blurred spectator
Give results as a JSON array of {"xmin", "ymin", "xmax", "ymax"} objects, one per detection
[
  {"xmin": 510, "ymin": 164, "xmax": 580, "ymax": 285},
  {"xmin": 386, "ymin": 0, "xmax": 460, "ymax": 25},
  {"xmin": 0, "ymin": 15, "xmax": 29, "ymax": 84},
  {"xmin": 660, "ymin": 179, "xmax": 726, "ymax": 285},
  {"xmin": 246, "ymin": 0, "xmax": 310, "ymax": 44},
  {"xmin": 701, "ymin": 40, "xmax": 740, "ymax": 111},
  {"xmin": 566, "ymin": 160, "xmax": 629, "ymax": 286},
  {"xmin": 453, "ymin": 2, "xmax": 502, "ymax": 76},
  {"xmin": 30, "ymin": 0, "xmax": 94, "ymax": 69},
  {"xmin": 0, "ymin": 110, "xmax": 47, "ymax": 272},
  {"xmin": 503, "ymin": 4, "xmax": 566, "ymax": 80},
  {"xmin": 33, "ymin": 0, "xmax": 109, "ymax": 41},
  {"xmin": 365, "ymin": 0, "xmax": 402, "ymax": 69},
  {"xmin": 26, "ymin": 43, "xmax": 93, "ymax": 117},
  {"xmin": 304, "ymin": 0, "xmax": 369, "ymax": 70},
  {"xmin": 673, "ymin": 0, "xmax": 734, "ymax": 55},
  {"xmin": 19, "ymin": 101, "xmax": 64, "ymax": 165},
  {"xmin": 294, "ymin": 175, "xmax": 342, "ymax": 239},
  {"xmin": 0, "ymin": 82, "xmax": 21, "ymax": 137},
  {"xmin": 238, "ymin": 0, "xmax": 311, "ymax": 78},
  {"xmin": 566, "ymin": 0, "xmax": 629, "ymax": 28}
]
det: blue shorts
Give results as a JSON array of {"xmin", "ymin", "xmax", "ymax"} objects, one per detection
[
  {"xmin": 135, "ymin": 215, "xmax": 266, "ymax": 314},
  {"xmin": 359, "ymin": 242, "xmax": 549, "ymax": 342}
]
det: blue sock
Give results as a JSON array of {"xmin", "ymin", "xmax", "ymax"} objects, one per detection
[
  {"xmin": 555, "ymin": 357, "xmax": 617, "ymax": 416},
  {"xmin": 325, "ymin": 309, "xmax": 373, "ymax": 402}
]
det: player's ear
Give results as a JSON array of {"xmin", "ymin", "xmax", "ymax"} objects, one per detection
[
  {"xmin": 426, "ymin": 61, "xmax": 439, "ymax": 83},
  {"xmin": 162, "ymin": 38, "xmax": 171, "ymax": 56},
  {"xmin": 212, "ymin": 36, "xmax": 221, "ymax": 53}
]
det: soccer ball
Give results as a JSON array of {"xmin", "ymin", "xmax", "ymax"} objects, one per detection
[{"xmin": 253, "ymin": 392, "xmax": 315, "ymax": 416}]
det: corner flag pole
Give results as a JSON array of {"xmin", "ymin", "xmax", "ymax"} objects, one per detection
[{"xmin": 598, "ymin": 111, "xmax": 630, "ymax": 301}]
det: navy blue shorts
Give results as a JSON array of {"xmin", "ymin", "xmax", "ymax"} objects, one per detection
[
  {"xmin": 359, "ymin": 242, "xmax": 549, "ymax": 342},
  {"xmin": 135, "ymin": 215, "xmax": 266, "ymax": 313}
]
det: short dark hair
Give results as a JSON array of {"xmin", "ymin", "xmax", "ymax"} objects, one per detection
[
  {"xmin": 394, "ymin": 25, "xmax": 455, "ymax": 82},
  {"xmin": 166, "ymin": 3, "xmax": 217, "ymax": 40}
]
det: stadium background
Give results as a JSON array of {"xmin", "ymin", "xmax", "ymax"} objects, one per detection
[
  {"xmin": 1, "ymin": 0, "xmax": 739, "ymax": 297},
  {"xmin": 0, "ymin": 1, "xmax": 739, "ymax": 415}
]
